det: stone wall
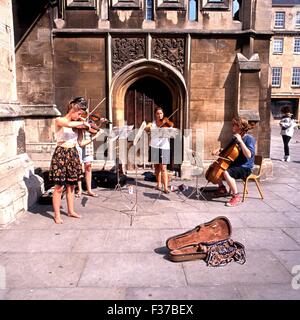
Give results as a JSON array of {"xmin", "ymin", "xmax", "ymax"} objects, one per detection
[
  {"xmin": 0, "ymin": 0, "xmax": 43, "ymax": 226},
  {"xmin": 54, "ymin": 36, "xmax": 106, "ymax": 115},
  {"xmin": 15, "ymin": 9, "xmax": 60, "ymax": 169},
  {"xmin": 190, "ymin": 37, "xmax": 238, "ymax": 159}
]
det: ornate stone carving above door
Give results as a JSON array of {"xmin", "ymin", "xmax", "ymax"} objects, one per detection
[
  {"xmin": 111, "ymin": 37, "xmax": 146, "ymax": 74},
  {"xmin": 152, "ymin": 37, "xmax": 185, "ymax": 74}
]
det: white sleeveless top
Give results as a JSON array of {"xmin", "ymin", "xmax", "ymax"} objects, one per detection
[
  {"xmin": 149, "ymin": 121, "xmax": 170, "ymax": 150},
  {"xmin": 55, "ymin": 126, "xmax": 78, "ymax": 145}
]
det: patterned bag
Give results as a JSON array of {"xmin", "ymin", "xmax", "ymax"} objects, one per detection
[{"xmin": 204, "ymin": 239, "xmax": 246, "ymax": 267}]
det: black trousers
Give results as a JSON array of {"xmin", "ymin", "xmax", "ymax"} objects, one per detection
[{"xmin": 282, "ymin": 135, "xmax": 291, "ymax": 156}]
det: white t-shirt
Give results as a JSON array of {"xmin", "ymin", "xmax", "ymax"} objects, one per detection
[
  {"xmin": 280, "ymin": 116, "xmax": 297, "ymax": 137},
  {"xmin": 149, "ymin": 121, "xmax": 170, "ymax": 150}
]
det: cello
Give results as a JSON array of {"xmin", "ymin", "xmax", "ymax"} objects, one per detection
[
  {"xmin": 205, "ymin": 121, "xmax": 255, "ymax": 185},
  {"xmin": 205, "ymin": 138, "xmax": 240, "ymax": 185}
]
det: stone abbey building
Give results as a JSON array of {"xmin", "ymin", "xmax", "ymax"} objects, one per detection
[{"xmin": 1, "ymin": 0, "xmax": 273, "ymax": 224}]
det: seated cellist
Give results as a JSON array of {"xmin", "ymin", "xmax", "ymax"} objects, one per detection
[{"xmin": 212, "ymin": 117, "xmax": 256, "ymax": 207}]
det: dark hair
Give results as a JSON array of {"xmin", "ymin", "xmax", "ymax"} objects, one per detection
[
  {"xmin": 69, "ymin": 97, "xmax": 87, "ymax": 109},
  {"xmin": 281, "ymin": 105, "xmax": 291, "ymax": 115},
  {"xmin": 67, "ymin": 97, "xmax": 87, "ymax": 113},
  {"xmin": 154, "ymin": 106, "xmax": 163, "ymax": 114}
]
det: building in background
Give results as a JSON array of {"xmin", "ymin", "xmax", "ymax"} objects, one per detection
[
  {"xmin": 13, "ymin": 0, "xmax": 273, "ymax": 172},
  {"xmin": 270, "ymin": 0, "xmax": 300, "ymax": 119},
  {"xmin": 0, "ymin": 0, "xmax": 274, "ymax": 225}
]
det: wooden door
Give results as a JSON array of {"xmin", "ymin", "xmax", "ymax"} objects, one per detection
[{"xmin": 124, "ymin": 77, "xmax": 174, "ymax": 168}]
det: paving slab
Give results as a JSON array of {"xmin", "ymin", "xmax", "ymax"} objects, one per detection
[
  {"xmin": 0, "ymin": 230, "xmax": 80, "ymax": 253},
  {"xmin": 125, "ymin": 285, "xmax": 242, "ymax": 300},
  {"xmin": 239, "ymin": 211, "xmax": 299, "ymax": 228},
  {"xmin": 237, "ymin": 284, "xmax": 300, "ymax": 300},
  {"xmin": 72, "ymin": 229, "xmax": 164, "ymax": 253},
  {"xmin": 272, "ymin": 250, "xmax": 300, "ymax": 275},
  {"xmin": 183, "ymin": 250, "xmax": 291, "ymax": 286},
  {"xmin": 5, "ymin": 287, "xmax": 125, "ymax": 300},
  {"xmin": 176, "ymin": 211, "xmax": 247, "ymax": 229},
  {"xmin": 233, "ymin": 228, "xmax": 300, "ymax": 251},
  {"xmin": 0, "ymin": 253, "xmax": 87, "ymax": 289},
  {"xmin": 282, "ymin": 228, "xmax": 300, "ymax": 245},
  {"xmin": 78, "ymin": 253, "xmax": 187, "ymax": 288},
  {"xmin": 264, "ymin": 199, "xmax": 300, "ymax": 213}
]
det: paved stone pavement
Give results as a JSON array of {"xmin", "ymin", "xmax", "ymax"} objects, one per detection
[{"xmin": 1, "ymin": 125, "xmax": 300, "ymax": 300}]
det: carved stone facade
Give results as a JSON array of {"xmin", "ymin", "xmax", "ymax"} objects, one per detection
[
  {"xmin": 112, "ymin": 37, "xmax": 146, "ymax": 74},
  {"xmin": 152, "ymin": 38, "xmax": 185, "ymax": 75}
]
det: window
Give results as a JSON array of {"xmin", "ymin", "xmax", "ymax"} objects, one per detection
[
  {"xmin": 203, "ymin": 0, "xmax": 229, "ymax": 10},
  {"xmin": 145, "ymin": 0, "xmax": 153, "ymax": 20},
  {"xmin": 189, "ymin": 0, "xmax": 197, "ymax": 21},
  {"xmin": 296, "ymin": 12, "xmax": 300, "ymax": 27},
  {"xmin": 294, "ymin": 38, "xmax": 300, "ymax": 54},
  {"xmin": 273, "ymin": 38, "xmax": 283, "ymax": 54},
  {"xmin": 233, "ymin": 0, "xmax": 241, "ymax": 21},
  {"xmin": 292, "ymin": 68, "xmax": 300, "ymax": 86},
  {"xmin": 272, "ymin": 67, "xmax": 282, "ymax": 87},
  {"xmin": 274, "ymin": 12, "xmax": 285, "ymax": 29}
]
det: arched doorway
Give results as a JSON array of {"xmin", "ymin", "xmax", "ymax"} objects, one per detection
[
  {"xmin": 124, "ymin": 76, "xmax": 179, "ymax": 169},
  {"xmin": 124, "ymin": 76, "xmax": 175, "ymax": 128},
  {"xmin": 110, "ymin": 60, "xmax": 187, "ymax": 171}
]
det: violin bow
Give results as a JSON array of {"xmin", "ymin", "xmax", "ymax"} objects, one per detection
[{"xmin": 85, "ymin": 97, "xmax": 106, "ymax": 119}]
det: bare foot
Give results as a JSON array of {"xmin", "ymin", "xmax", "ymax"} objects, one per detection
[
  {"xmin": 54, "ymin": 216, "xmax": 63, "ymax": 224},
  {"xmin": 75, "ymin": 192, "xmax": 82, "ymax": 198},
  {"xmin": 68, "ymin": 211, "xmax": 82, "ymax": 219},
  {"xmin": 87, "ymin": 192, "xmax": 99, "ymax": 198}
]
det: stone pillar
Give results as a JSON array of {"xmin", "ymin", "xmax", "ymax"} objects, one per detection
[
  {"xmin": 97, "ymin": 0, "xmax": 110, "ymax": 28},
  {"xmin": 0, "ymin": 0, "xmax": 43, "ymax": 226}
]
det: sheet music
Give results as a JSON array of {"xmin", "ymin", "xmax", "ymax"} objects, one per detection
[
  {"xmin": 150, "ymin": 127, "xmax": 179, "ymax": 139},
  {"xmin": 133, "ymin": 121, "xmax": 147, "ymax": 146},
  {"xmin": 112, "ymin": 125, "xmax": 134, "ymax": 139}
]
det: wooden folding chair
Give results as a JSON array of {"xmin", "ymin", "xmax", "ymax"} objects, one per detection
[{"xmin": 242, "ymin": 155, "xmax": 264, "ymax": 202}]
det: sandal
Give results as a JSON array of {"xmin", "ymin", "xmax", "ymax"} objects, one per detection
[{"xmin": 75, "ymin": 192, "xmax": 82, "ymax": 198}]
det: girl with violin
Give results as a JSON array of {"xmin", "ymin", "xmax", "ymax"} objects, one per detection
[
  {"xmin": 49, "ymin": 97, "xmax": 94, "ymax": 224},
  {"xmin": 75, "ymin": 97, "xmax": 104, "ymax": 198},
  {"xmin": 145, "ymin": 106, "xmax": 174, "ymax": 194},
  {"xmin": 212, "ymin": 116, "xmax": 255, "ymax": 207}
]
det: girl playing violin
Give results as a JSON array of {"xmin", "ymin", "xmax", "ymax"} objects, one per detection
[
  {"xmin": 75, "ymin": 98, "xmax": 104, "ymax": 198},
  {"xmin": 49, "ymin": 98, "xmax": 100, "ymax": 224},
  {"xmin": 213, "ymin": 116, "xmax": 255, "ymax": 207},
  {"xmin": 145, "ymin": 106, "xmax": 174, "ymax": 194}
]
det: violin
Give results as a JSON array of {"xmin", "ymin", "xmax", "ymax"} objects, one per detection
[
  {"xmin": 157, "ymin": 117, "xmax": 174, "ymax": 128},
  {"xmin": 80, "ymin": 111, "xmax": 112, "ymax": 134}
]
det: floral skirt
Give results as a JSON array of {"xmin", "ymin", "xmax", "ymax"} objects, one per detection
[{"xmin": 49, "ymin": 146, "xmax": 83, "ymax": 185}]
